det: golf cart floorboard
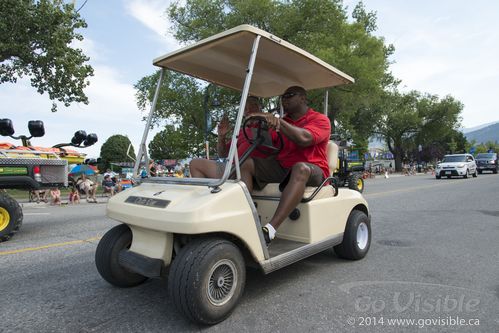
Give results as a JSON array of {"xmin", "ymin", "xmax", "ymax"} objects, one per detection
[
  {"xmin": 268, "ymin": 238, "xmax": 307, "ymax": 257},
  {"xmin": 261, "ymin": 234, "xmax": 343, "ymax": 274}
]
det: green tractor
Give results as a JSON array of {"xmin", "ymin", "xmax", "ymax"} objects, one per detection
[{"xmin": 332, "ymin": 137, "xmax": 365, "ymax": 193}]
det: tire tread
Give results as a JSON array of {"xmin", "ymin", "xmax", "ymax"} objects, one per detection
[{"xmin": 0, "ymin": 193, "xmax": 23, "ymax": 242}]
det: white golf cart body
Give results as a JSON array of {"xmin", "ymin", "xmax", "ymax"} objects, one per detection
[{"xmin": 106, "ymin": 25, "xmax": 369, "ymax": 275}]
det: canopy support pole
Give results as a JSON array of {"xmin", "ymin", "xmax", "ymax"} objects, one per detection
[
  {"xmin": 133, "ymin": 69, "xmax": 165, "ymax": 178},
  {"xmin": 213, "ymin": 35, "xmax": 261, "ymax": 188}
]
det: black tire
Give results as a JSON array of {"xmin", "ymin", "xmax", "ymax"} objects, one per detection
[
  {"xmin": 472, "ymin": 170, "xmax": 477, "ymax": 178},
  {"xmin": 168, "ymin": 238, "xmax": 246, "ymax": 325},
  {"xmin": 435, "ymin": 175, "xmax": 441, "ymax": 179},
  {"xmin": 334, "ymin": 210, "xmax": 371, "ymax": 260},
  {"xmin": 0, "ymin": 192, "xmax": 23, "ymax": 242},
  {"xmin": 347, "ymin": 174, "xmax": 364, "ymax": 193},
  {"xmin": 478, "ymin": 170, "xmax": 482, "ymax": 174},
  {"xmin": 493, "ymin": 169, "xmax": 498, "ymax": 174},
  {"xmin": 463, "ymin": 169, "xmax": 468, "ymax": 178},
  {"xmin": 95, "ymin": 224, "xmax": 147, "ymax": 288}
]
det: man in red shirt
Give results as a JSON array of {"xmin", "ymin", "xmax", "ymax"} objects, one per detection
[
  {"xmin": 241, "ymin": 86, "xmax": 331, "ymax": 244},
  {"xmin": 190, "ymin": 96, "xmax": 268, "ymax": 178}
]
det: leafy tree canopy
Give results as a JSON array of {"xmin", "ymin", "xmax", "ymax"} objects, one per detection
[
  {"xmin": 373, "ymin": 90, "xmax": 463, "ymax": 170},
  {"xmin": 100, "ymin": 135, "xmax": 135, "ymax": 170},
  {"xmin": 0, "ymin": 0, "xmax": 93, "ymax": 112}
]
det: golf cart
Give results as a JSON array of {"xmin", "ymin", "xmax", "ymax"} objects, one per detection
[{"xmin": 95, "ymin": 25, "xmax": 371, "ymax": 325}]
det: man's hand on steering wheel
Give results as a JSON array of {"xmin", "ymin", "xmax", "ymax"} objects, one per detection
[
  {"xmin": 243, "ymin": 114, "xmax": 284, "ymax": 155},
  {"xmin": 246, "ymin": 112, "xmax": 281, "ymax": 131}
]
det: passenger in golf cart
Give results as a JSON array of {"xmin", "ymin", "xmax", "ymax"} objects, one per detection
[{"xmin": 189, "ymin": 95, "xmax": 269, "ymax": 178}]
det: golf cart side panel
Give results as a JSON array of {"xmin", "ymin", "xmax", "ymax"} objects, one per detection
[
  {"xmin": 128, "ymin": 225, "xmax": 174, "ymax": 265},
  {"xmin": 255, "ymin": 189, "xmax": 368, "ymax": 243},
  {"xmin": 107, "ymin": 182, "xmax": 266, "ymax": 262},
  {"xmin": 153, "ymin": 25, "xmax": 354, "ymax": 98}
]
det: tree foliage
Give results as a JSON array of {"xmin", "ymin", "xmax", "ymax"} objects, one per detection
[
  {"xmin": 100, "ymin": 135, "xmax": 135, "ymax": 170},
  {"xmin": 149, "ymin": 125, "xmax": 202, "ymax": 160},
  {"xmin": 0, "ymin": 0, "xmax": 93, "ymax": 112},
  {"xmin": 374, "ymin": 91, "xmax": 463, "ymax": 170},
  {"xmin": 135, "ymin": 71, "xmax": 244, "ymax": 158}
]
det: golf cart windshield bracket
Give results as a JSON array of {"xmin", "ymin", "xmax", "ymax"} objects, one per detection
[
  {"xmin": 217, "ymin": 35, "xmax": 261, "ymax": 187},
  {"xmin": 133, "ymin": 69, "xmax": 165, "ymax": 178}
]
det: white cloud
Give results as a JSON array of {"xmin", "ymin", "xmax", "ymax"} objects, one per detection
[
  {"xmin": 361, "ymin": 0, "xmax": 499, "ymax": 128},
  {"xmin": 0, "ymin": 63, "xmax": 155, "ymax": 159},
  {"xmin": 124, "ymin": 0, "xmax": 180, "ymax": 51}
]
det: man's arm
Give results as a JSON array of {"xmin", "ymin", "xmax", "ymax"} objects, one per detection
[
  {"xmin": 217, "ymin": 134, "xmax": 229, "ymax": 158},
  {"xmin": 277, "ymin": 119, "xmax": 314, "ymax": 147},
  {"xmin": 247, "ymin": 113, "xmax": 315, "ymax": 147},
  {"xmin": 217, "ymin": 114, "xmax": 230, "ymax": 157}
]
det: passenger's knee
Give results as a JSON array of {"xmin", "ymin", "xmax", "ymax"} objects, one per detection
[{"xmin": 241, "ymin": 158, "xmax": 255, "ymax": 173}]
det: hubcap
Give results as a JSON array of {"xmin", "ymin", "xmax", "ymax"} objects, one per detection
[
  {"xmin": 356, "ymin": 222, "xmax": 369, "ymax": 250},
  {"xmin": 357, "ymin": 179, "xmax": 363, "ymax": 191},
  {"xmin": 0, "ymin": 207, "xmax": 10, "ymax": 232},
  {"xmin": 207, "ymin": 259, "xmax": 237, "ymax": 306}
]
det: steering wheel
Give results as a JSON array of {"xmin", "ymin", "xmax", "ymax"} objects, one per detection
[{"xmin": 242, "ymin": 116, "xmax": 284, "ymax": 155}]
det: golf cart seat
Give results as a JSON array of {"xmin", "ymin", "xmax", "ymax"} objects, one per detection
[{"xmin": 251, "ymin": 141, "xmax": 339, "ymax": 200}]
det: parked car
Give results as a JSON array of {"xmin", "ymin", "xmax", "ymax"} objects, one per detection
[
  {"xmin": 435, "ymin": 154, "xmax": 477, "ymax": 179},
  {"xmin": 475, "ymin": 152, "xmax": 498, "ymax": 174}
]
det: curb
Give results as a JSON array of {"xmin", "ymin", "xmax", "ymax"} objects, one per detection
[{"xmin": 20, "ymin": 199, "xmax": 109, "ymax": 208}]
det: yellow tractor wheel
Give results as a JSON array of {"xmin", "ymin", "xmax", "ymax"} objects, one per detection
[{"xmin": 0, "ymin": 192, "xmax": 23, "ymax": 242}]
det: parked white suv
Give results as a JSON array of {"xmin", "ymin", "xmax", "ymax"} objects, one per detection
[{"xmin": 435, "ymin": 154, "xmax": 477, "ymax": 179}]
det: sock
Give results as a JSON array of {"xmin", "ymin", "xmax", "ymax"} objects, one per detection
[{"xmin": 265, "ymin": 223, "xmax": 276, "ymax": 240}]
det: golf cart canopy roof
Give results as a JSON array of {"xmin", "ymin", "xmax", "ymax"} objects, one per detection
[{"xmin": 153, "ymin": 25, "xmax": 354, "ymax": 97}]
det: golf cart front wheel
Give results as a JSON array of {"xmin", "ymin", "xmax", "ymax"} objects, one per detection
[
  {"xmin": 0, "ymin": 192, "xmax": 23, "ymax": 242},
  {"xmin": 334, "ymin": 210, "xmax": 371, "ymax": 260},
  {"xmin": 168, "ymin": 238, "xmax": 246, "ymax": 325},
  {"xmin": 95, "ymin": 224, "xmax": 148, "ymax": 287}
]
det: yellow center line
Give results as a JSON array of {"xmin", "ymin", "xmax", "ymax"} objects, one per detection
[{"xmin": 0, "ymin": 236, "xmax": 101, "ymax": 256}]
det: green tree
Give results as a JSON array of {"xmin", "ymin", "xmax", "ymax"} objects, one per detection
[
  {"xmin": 100, "ymin": 135, "xmax": 135, "ymax": 171},
  {"xmin": 375, "ymin": 91, "xmax": 464, "ymax": 170},
  {"xmin": 149, "ymin": 125, "xmax": 203, "ymax": 160},
  {"xmin": 373, "ymin": 91, "xmax": 420, "ymax": 171},
  {"xmin": 0, "ymin": 0, "xmax": 93, "ymax": 112}
]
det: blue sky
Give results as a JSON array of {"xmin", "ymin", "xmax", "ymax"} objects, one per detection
[{"xmin": 1, "ymin": 0, "xmax": 498, "ymax": 158}]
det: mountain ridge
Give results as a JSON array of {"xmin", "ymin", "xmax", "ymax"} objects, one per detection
[{"xmin": 463, "ymin": 122, "xmax": 499, "ymax": 144}]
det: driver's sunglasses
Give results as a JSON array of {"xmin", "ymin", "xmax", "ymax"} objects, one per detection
[{"xmin": 281, "ymin": 92, "xmax": 299, "ymax": 99}]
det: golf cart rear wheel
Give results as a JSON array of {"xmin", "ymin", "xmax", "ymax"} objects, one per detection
[
  {"xmin": 347, "ymin": 174, "xmax": 364, "ymax": 193},
  {"xmin": 0, "ymin": 192, "xmax": 23, "ymax": 242},
  {"xmin": 334, "ymin": 210, "xmax": 371, "ymax": 260},
  {"xmin": 168, "ymin": 238, "xmax": 246, "ymax": 325},
  {"xmin": 95, "ymin": 224, "xmax": 147, "ymax": 287}
]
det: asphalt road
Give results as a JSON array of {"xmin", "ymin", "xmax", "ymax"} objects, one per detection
[{"xmin": 1, "ymin": 173, "xmax": 498, "ymax": 332}]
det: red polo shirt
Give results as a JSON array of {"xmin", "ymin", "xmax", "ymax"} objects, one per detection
[{"xmin": 275, "ymin": 108, "xmax": 331, "ymax": 178}]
